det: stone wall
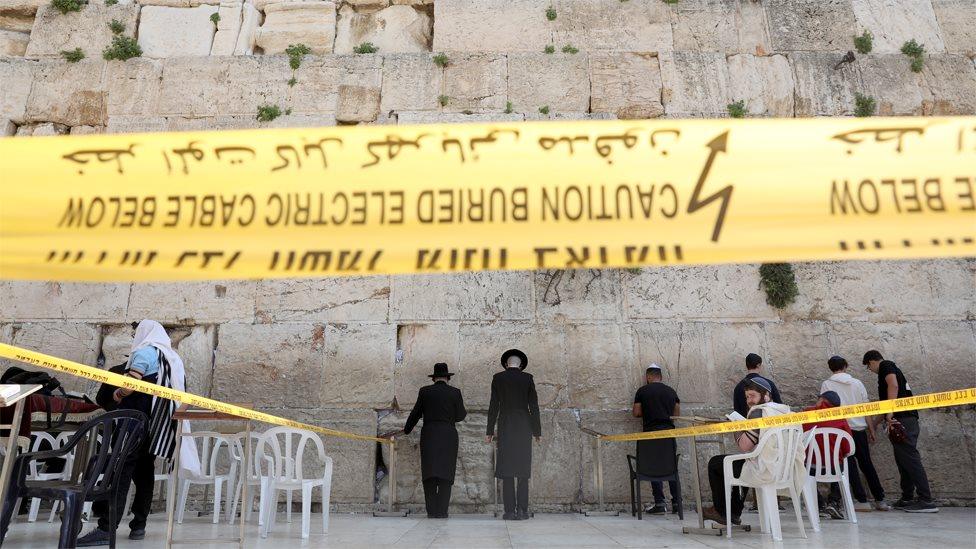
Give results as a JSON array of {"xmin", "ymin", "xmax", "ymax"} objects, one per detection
[{"xmin": 1, "ymin": 0, "xmax": 975, "ymax": 510}]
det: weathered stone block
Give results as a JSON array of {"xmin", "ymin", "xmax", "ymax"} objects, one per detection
[
  {"xmin": 507, "ymin": 53, "xmax": 589, "ymax": 113},
  {"xmin": 433, "ymin": 0, "xmax": 549, "ymax": 52},
  {"xmin": 395, "ymin": 111, "xmax": 524, "ymax": 124},
  {"xmin": 932, "ymin": 0, "xmax": 976, "ymax": 55},
  {"xmin": 708, "ymin": 322, "xmax": 774, "ymax": 401},
  {"xmin": 255, "ymin": 277, "xmax": 390, "ymax": 323},
  {"xmin": 766, "ymin": 0, "xmax": 856, "ymax": 52},
  {"xmin": 100, "ymin": 324, "xmax": 215, "ymax": 396},
  {"xmin": 851, "ymin": 0, "xmax": 946, "ymax": 54},
  {"xmin": 26, "ymin": 3, "xmax": 138, "ymax": 58},
  {"xmin": 390, "ymin": 271, "xmax": 533, "ymax": 322},
  {"xmin": 0, "ymin": 29, "xmax": 28, "ymax": 56},
  {"xmin": 919, "ymin": 54, "xmax": 976, "ymax": 115},
  {"xmin": 535, "ymin": 269, "xmax": 621, "ymax": 322},
  {"xmin": 441, "ymin": 53, "xmax": 507, "ymax": 111},
  {"xmin": 763, "ymin": 321, "xmax": 831, "ymax": 404},
  {"xmin": 566, "ymin": 323, "xmax": 635, "ymax": 409},
  {"xmin": 0, "ymin": 11, "xmax": 35, "ymax": 33},
  {"xmin": 549, "ymin": 0, "xmax": 672, "ymax": 53},
  {"xmin": 0, "ymin": 0, "xmax": 46, "ymax": 15},
  {"xmin": 210, "ymin": 2, "xmax": 243, "ymax": 55},
  {"xmin": 790, "ymin": 51, "xmax": 860, "ymax": 116},
  {"xmin": 659, "ymin": 51, "xmax": 730, "ymax": 117},
  {"xmin": 671, "ymin": 0, "xmax": 771, "ymax": 55},
  {"xmin": 0, "ymin": 59, "xmax": 32, "ymax": 122},
  {"xmin": 105, "ymin": 58, "xmax": 163, "ymax": 117},
  {"xmin": 858, "ymin": 55, "xmax": 924, "ymax": 115},
  {"xmin": 126, "ymin": 281, "xmax": 257, "ymax": 323},
  {"xmin": 211, "ymin": 323, "xmax": 324, "ymax": 408},
  {"xmin": 527, "ymin": 410, "xmax": 582, "ymax": 503},
  {"xmin": 622, "ymin": 264, "xmax": 775, "ymax": 321},
  {"xmin": 826, "ymin": 321, "xmax": 925, "ymax": 388},
  {"xmin": 139, "ymin": 5, "xmax": 219, "ymax": 58},
  {"xmin": 255, "ymin": 1, "xmax": 336, "ymax": 55},
  {"xmin": 336, "ymin": 84, "xmax": 381, "ymax": 122},
  {"xmin": 321, "ymin": 323, "xmax": 395, "ymax": 407},
  {"xmin": 234, "ymin": 1, "xmax": 260, "ymax": 55},
  {"xmin": 158, "ymin": 57, "xmax": 226, "ymax": 116},
  {"xmin": 0, "ymin": 281, "xmax": 129, "ymax": 321},
  {"xmin": 726, "ymin": 53, "xmax": 794, "ymax": 117},
  {"xmin": 633, "ymin": 322, "xmax": 715, "ymax": 403},
  {"xmin": 214, "ymin": 55, "xmax": 293, "ymax": 115},
  {"xmin": 69, "ymin": 125, "xmax": 103, "ymax": 135},
  {"xmin": 334, "ymin": 4, "xmax": 431, "ymax": 54},
  {"xmin": 393, "ymin": 323, "xmax": 461, "ymax": 408},
  {"xmin": 588, "ymin": 52, "xmax": 663, "ymax": 120},
  {"xmin": 379, "ymin": 54, "xmax": 442, "ymax": 112},
  {"xmin": 25, "ymin": 60, "xmax": 107, "ymax": 126},
  {"xmin": 915, "ymin": 321, "xmax": 975, "ymax": 394},
  {"xmin": 0, "ymin": 323, "xmax": 99, "ymax": 393}
]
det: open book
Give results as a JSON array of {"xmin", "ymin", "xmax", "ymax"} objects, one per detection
[
  {"xmin": 725, "ymin": 410, "xmax": 746, "ymax": 422},
  {"xmin": 0, "ymin": 385, "xmax": 21, "ymax": 400}
]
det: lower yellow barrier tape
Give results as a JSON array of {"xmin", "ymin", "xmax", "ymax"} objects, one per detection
[
  {"xmin": 0, "ymin": 343, "xmax": 385, "ymax": 444},
  {"xmin": 602, "ymin": 387, "xmax": 976, "ymax": 442},
  {"xmin": 1, "ymin": 117, "xmax": 974, "ymax": 281}
]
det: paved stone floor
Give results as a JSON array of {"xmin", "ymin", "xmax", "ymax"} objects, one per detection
[{"xmin": 3, "ymin": 508, "xmax": 975, "ymax": 548}]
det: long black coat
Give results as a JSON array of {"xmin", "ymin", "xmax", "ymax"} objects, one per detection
[
  {"xmin": 486, "ymin": 368, "xmax": 542, "ymax": 479},
  {"xmin": 404, "ymin": 381, "xmax": 467, "ymax": 483}
]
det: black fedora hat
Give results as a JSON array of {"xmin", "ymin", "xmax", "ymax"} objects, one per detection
[
  {"xmin": 500, "ymin": 349, "xmax": 528, "ymax": 370},
  {"xmin": 429, "ymin": 362, "xmax": 455, "ymax": 378}
]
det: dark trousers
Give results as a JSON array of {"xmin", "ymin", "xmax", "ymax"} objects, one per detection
[
  {"xmin": 848, "ymin": 429, "xmax": 885, "ymax": 502},
  {"xmin": 651, "ymin": 481, "xmax": 679, "ymax": 505},
  {"xmin": 422, "ymin": 478, "xmax": 452, "ymax": 517},
  {"xmin": 708, "ymin": 455, "xmax": 744, "ymax": 517},
  {"xmin": 501, "ymin": 477, "xmax": 529, "ymax": 515},
  {"xmin": 94, "ymin": 447, "xmax": 156, "ymax": 532},
  {"xmin": 890, "ymin": 417, "xmax": 931, "ymax": 501}
]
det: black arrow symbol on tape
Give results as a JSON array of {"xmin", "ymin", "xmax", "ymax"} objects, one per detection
[{"xmin": 687, "ymin": 131, "xmax": 734, "ymax": 242}]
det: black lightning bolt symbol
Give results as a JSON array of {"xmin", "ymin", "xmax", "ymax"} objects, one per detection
[{"xmin": 687, "ymin": 131, "xmax": 733, "ymax": 242}]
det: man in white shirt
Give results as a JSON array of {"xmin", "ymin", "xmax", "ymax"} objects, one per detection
[{"xmin": 820, "ymin": 355, "xmax": 890, "ymax": 511}]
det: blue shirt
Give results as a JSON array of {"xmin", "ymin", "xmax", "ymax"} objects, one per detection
[{"xmin": 129, "ymin": 347, "xmax": 161, "ymax": 377}]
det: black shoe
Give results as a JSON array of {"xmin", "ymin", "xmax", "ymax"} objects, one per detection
[
  {"xmin": 129, "ymin": 528, "xmax": 146, "ymax": 540},
  {"xmin": 892, "ymin": 498, "xmax": 913, "ymax": 510},
  {"xmin": 644, "ymin": 503, "xmax": 666, "ymax": 515},
  {"xmin": 76, "ymin": 528, "xmax": 111, "ymax": 547},
  {"xmin": 824, "ymin": 503, "xmax": 844, "ymax": 520},
  {"xmin": 502, "ymin": 512, "xmax": 519, "ymax": 520},
  {"xmin": 904, "ymin": 500, "xmax": 939, "ymax": 513},
  {"xmin": 517, "ymin": 510, "xmax": 530, "ymax": 520}
]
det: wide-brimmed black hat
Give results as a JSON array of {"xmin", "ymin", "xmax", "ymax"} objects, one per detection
[
  {"xmin": 500, "ymin": 349, "xmax": 528, "ymax": 370},
  {"xmin": 429, "ymin": 362, "xmax": 455, "ymax": 378}
]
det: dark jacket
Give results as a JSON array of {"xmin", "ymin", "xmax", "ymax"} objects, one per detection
[
  {"xmin": 487, "ymin": 368, "xmax": 541, "ymax": 479},
  {"xmin": 96, "ymin": 363, "xmax": 154, "ymax": 419},
  {"xmin": 732, "ymin": 372, "xmax": 783, "ymax": 417},
  {"xmin": 404, "ymin": 381, "xmax": 467, "ymax": 482}
]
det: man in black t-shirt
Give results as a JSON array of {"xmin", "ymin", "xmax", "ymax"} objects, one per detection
[
  {"xmin": 863, "ymin": 350, "xmax": 937, "ymax": 513},
  {"xmin": 632, "ymin": 364, "xmax": 680, "ymax": 514},
  {"xmin": 731, "ymin": 353, "xmax": 783, "ymax": 417}
]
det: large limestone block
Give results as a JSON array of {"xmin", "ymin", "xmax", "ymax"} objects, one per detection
[
  {"xmin": 659, "ymin": 51, "xmax": 730, "ymax": 117},
  {"xmin": 395, "ymin": 111, "xmax": 525, "ymax": 124},
  {"xmin": 255, "ymin": 277, "xmax": 390, "ymax": 323},
  {"xmin": 0, "ymin": 29, "xmax": 28, "ymax": 56},
  {"xmin": 765, "ymin": 0, "xmax": 856, "ymax": 52},
  {"xmin": 918, "ymin": 54, "xmax": 976, "ymax": 115},
  {"xmin": 336, "ymin": 84, "xmax": 380, "ymax": 122},
  {"xmin": 549, "ymin": 0, "xmax": 672, "ymax": 53},
  {"xmin": 390, "ymin": 272, "xmax": 533, "ymax": 321},
  {"xmin": 791, "ymin": 260, "xmax": 974, "ymax": 321},
  {"xmin": 334, "ymin": 4, "xmax": 431, "ymax": 54},
  {"xmin": 0, "ymin": 0, "xmax": 46, "ymax": 15},
  {"xmin": 100, "ymin": 324, "xmax": 215, "ymax": 396},
  {"xmin": 322, "ymin": 323, "xmax": 394, "ymax": 406},
  {"xmin": 0, "ymin": 282, "xmax": 129, "ymax": 321},
  {"xmin": 507, "ymin": 53, "xmax": 589, "ymax": 113},
  {"xmin": 623, "ymin": 264, "xmax": 775, "ymax": 321},
  {"xmin": 158, "ymin": 57, "xmax": 227, "ymax": 116},
  {"xmin": 858, "ymin": 55, "xmax": 925, "ymax": 115},
  {"xmin": 915, "ymin": 321, "xmax": 975, "ymax": 394},
  {"xmin": 0, "ymin": 11, "xmax": 35, "ymax": 32},
  {"xmin": 433, "ymin": 0, "xmax": 549, "ymax": 52},
  {"xmin": 825, "ymin": 321, "xmax": 925, "ymax": 394},
  {"xmin": 379, "ymin": 54, "xmax": 441, "ymax": 112},
  {"xmin": 708, "ymin": 322, "xmax": 773, "ymax": 401},
  {"xmin": 763, "ymin": 321, "xmax": 830, "ymax": 404},
  {"xmin": 126, "ymin": 281, "xmax": 257, "ymax": 323},
  {"xmin": 105, "ymin": 58, "xmax": 163, "ymax": 117},
  {"xmin": 535, "ymin": 269, "xmax": 621, "ymax": 322},
  {"xmin": 909, "ymin": 408, "xmax": 976, "ymax": 501},
  {"xmin": 25, "ymin": 3, "xmax": 138, "ymax": 58},
  {"xmin": 0, "ymin": 59, "xmax": 32, "ymax": 122},
  {"xmin": 441, "ymin": 53, "xmax": 507, "ymax": 111},
  {"xmin": 210, "ymin": 2, "xmax": 243, "ymax": 56},
  {"xmin": 670, "ymin": 0, "xmax": 771, "ymax": 55},
  {"xmin": 25, "ymin": 60, "xmax": 107, "ymax": 126},
  {"xmin": 255, "ymin": 1, "xmax": 336, "ymax": 55},
  {"xmin": 566, "ymin": 324, "xmax": 635, "ymax": 410},
  {"xmin": 633, "ymin": 322, "xmax": 715, "ymax": 403},
  {"xmin": 932, "ymin": 0, "xmax": 976, "ymax": 55},
  {"xmin": 393, "ymin": 323, "xmax": 461, "ymax": 408},
  {"xmin": 215, "ymin": 55, "xmax": 293, "ymax": 114},
  {"xmin": 726, "ymin": 53, "xmax": 795, "ymax": 117},
  {"xmin": 527, "ymin": 410, "xmax": 583, "ymax": 503},
  {"xmin": 233, "ymin": 1, "xmax": 260, "ymax": 55},
  {"xmin": 790, "ymin": 51, "xmax": 860, "ymax": 116},
  {"xmin": 139, "ymin": 5, "xmax": 219, "ymax": 58},
  {"xmin": 287, "ymin": 54, "xmax": 382, "ymax": 114},
  {"xmin": 0, "ymin": 323, "xmax": 99, "ymax": 393},
  {"xmin": 157, "ymin": 112, "xmax": 337, "ymax": 130},
  {"xmin": 211, "ymin": 323, "xmax": 325, "ymax": 408},
  {"xmin": 851, "ymin": 0, "xmax": 946, "ymax": 54},
  {"xmin": 588, "ymin": 52, "xmax": 663, "ymax": 120}
]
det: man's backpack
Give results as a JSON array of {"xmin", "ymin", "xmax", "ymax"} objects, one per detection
[{"xmin": 1, "ymin": 366, "xmax": 69, "ymax": 429}]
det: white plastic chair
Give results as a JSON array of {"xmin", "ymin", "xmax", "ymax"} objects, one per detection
[
  {"xmin": 723, "ymin": 425, "xmax": 807, "ymax": 541},
  {"xmin": 802, "ymin": 427, "xmax": 857, "ymax": 532},
  {"xmin": 175, "ymin": 432, "xmax": 237, "ymax": 524},
  {"xmin": 228, "ymin": 432, "xmax": 267, "ymax": 525},
  {"xmin": 256, "ymin": 427, "xmax": 333, "ymax": 539}
]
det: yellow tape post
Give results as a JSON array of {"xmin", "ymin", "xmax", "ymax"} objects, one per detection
[
  {"xmin": 601, "ymin": 387, "xmax": 976, "ymax": 442},
  {"xmin": 1, "ymin": 117, "xmax": 974, "ymax": 281},
  {"xmin": 0, "ymin": 343, "xmax": 386, "ymax": 444}
]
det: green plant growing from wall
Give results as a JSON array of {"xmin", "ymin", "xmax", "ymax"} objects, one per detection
[
  {"xmin": 561, "ymin": 44, "xmax": 579, "ymax": 54},
  {"xmin": 102, "ymin": 35, "xmax": 141, "ymax": 60},
  {"xmin": 61, "ymin": 47, "xmax": 85, "ymax": 62},
  {"xmin": 210, "ymin": 12, "xmax": 220, "ymax": 25},
  {"xmin": 504, "ymin": 101, "xmax": 513, "ymax": 114},
  {"xmin": 544, "ymin": 45, "xmax": 555, "ymax": 54},
  {"xmin": 432, "ymin": 53, "xmax": 449, "ymax": 67},
  {"xmin": 900, "ymin": 39, "xmax": 924, "ymax": 72},
  {"xmin": 854, "ymin": 93, "xmax": 876, "ymax": 117},
  {"xmin": 662, "ymin": 0, "xmax": 678, "ymax": 4},
  {"xmin": 759, "ymin": 263, "xmax": 799, "ymax": 309},
  {"xmin": 51, "ymin": 0, "xmax": 82, "ymax": 14},
  {"xmin": 545, "ymin": 6, "xmax": 556, "ymax": 20},
  {"xmin": 438, "ymin": 95, "xmax": 449, "ymax": 107},
  {"xmin": 539, "ymin": 105, "xmax": 550, "ymax": 115},
  {"xmin": 285, "ymin": 43, "xmax": 310, "ymax": 70},
  {"xmin": 287, "ymin": 77, "xmax": 297, "ymax": 87},
  {"xmin": 726, "ymin": 100, "xmax": 747, "ymax": 118},
  {"xmin": 853, "ymin": 31, "xmax": 872, "ymax": 54},
  {"xmin": 108, "ymin": 18, "xmax": 124, "ymax": 34},
  {"xmin": 104, "ymin": 0, "xmax": 117, "ymax": 5},
  {"xmin": 354, "ymin": 42, "xmax": 378, "ymax": 54},
  {"xmin": 256, "ymin": 104, "xmax": 282, "ymax": 122}
]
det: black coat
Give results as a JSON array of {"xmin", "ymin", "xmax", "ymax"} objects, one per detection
[
  {"xmin": 404, "ymin": 381, "xmax": 467, "ymax": 483},
  {"xmin": 486, "ymin": 368, "xmax": 541, "ymax": 479}
]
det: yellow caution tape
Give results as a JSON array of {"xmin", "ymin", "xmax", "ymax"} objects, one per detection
[
  {"xmin": 0, "ymin": 343, "xmax": 386, "ymax": 444},
  {"xmin": 1, "ymin": 117, "xmax": 974, "ymax": 281},
  {"xmin": 602, "ymin": 387, "xmax": 976, "ymax": 442}
]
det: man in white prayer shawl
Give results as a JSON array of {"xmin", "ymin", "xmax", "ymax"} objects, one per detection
[{"xmin": 78, "ymin": 320, "xmax": 200, "ymax": 546}]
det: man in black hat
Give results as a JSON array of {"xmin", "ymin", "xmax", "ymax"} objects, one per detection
[
  {"xmin": 486, "ymin": 349, "xmax": 541, "ymax": 520},
  {"xmin": 403, "ymin": 363, "xmax": 467, "ymax": 519}
]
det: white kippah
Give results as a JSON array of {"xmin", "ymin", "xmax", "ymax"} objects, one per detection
[{"xmin": 648, "ymin": 363, "xmax": 662, "ymax": 371}]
